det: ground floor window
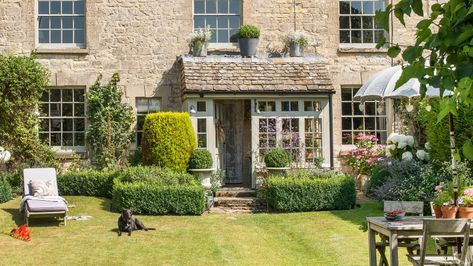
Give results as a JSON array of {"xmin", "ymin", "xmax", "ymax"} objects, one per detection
[
  {"xmin": 39, "ymin": 87, "xmax": 86, "ymax": 148},
  {"xmin": 258, "ymin": 118, "xmax": 277, "ymax": 157},
  {"xmin": 197, "ymin": 118, "xmax": 207, "ymax": 148},
  {"xmin": 136, "ymin": 98, "xmax": 161, "ymax": 146}
]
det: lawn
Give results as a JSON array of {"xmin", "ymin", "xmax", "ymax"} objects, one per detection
[{"xmin": 0, "ymin": 196, "xmax": 410, "ymax": 265}]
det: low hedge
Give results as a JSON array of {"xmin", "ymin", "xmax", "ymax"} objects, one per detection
[
  {"xmin": 116, "ymin": 166, "xmax": 197, "ymax": 185},
  {"xmin": 262, "ymin": 174, "xmax": 356, "ymax": 212},
  {"xmin": 112, "ymin": 180, "xmax": 206, "ymax": 215},
  {"xmin": 57, "ymin": 169, "xmax": 116, "ymax": 198}
]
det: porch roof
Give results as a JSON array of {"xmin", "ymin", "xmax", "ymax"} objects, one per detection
[{"xmin": 178, "ymin": 55, "xmax": 334, "ymax": 94}]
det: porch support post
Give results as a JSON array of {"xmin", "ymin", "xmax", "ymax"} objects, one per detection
[{"xmin": 328, "ymin": 93, "xmax": 334, "ymax": 169}]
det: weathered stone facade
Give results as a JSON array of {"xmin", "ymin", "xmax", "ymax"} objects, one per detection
[{"xmin": 0, "ymin": 0, "xmax": 432, "ymax": 167}]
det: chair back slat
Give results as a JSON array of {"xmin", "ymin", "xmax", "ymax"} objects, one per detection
[
  {"xmin": 384, "ymin": 201, "xmax": 424, "ymax": 215},
  {"xmin": 23, "ymin": 168, "xmax": 58, "ymax": 196}
]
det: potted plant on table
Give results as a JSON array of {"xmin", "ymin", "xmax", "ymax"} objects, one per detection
[
  {"xmin": 432, "ymin": 190, "xmax": 452, "ymax": 218},
  {"xmin": 237, "ymin": 24, "xmax": 261, "ymax": 57},
  {"xmin": 188, "ymin": 26, "xmax": 212, "ymax": 57},
  {"xmin": 283, "ymin": 30, "xmax": 309, "ymax": 57},
  {"xmin": 458, "ymin": 187, "xmax": 473, "ymax": 218},
  {"xmin": 188, "ymin": 149, "xmax": 215, "ymax": 189},
  {"xmin": 264, "ymin": 147, "xmax": 290, "ymax": 176}
]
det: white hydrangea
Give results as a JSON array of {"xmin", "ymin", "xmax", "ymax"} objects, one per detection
[
  {"xmin": 425, "ymin": 142, "xmax": 431, "ymax": 150},
  {"xmin": 416, "ymin": 150, "xmax": 427, "ymax": 161},
  {"xmin": 387, "ymin": 133, "xmax": 401, "ymax": 144},
  {"xmin": 385, "ymin": 149, "xmax": 392, "ymax": 157},
  {"xmin": 387, "ymin": 144, "xmax": 397, "ymax": 151},
  {"xmin": 397, "ymin": 141, "xmax": 407, "ymax": 149},
  {"xmin": 0, "ymin": 146, "xmax": 11, "ymax": 163},
  {"xmin": 402, "ymin": 151, "xmax": 413, "ymax": 161},
  {"xmin": 405, "ymin": 135, "xmax": 415, "ymax": 147}
]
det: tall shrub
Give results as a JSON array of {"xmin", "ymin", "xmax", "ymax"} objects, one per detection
[
  {"xmin": 0, "ymin": 55, "xmax": 56, "ymax": 169},
  {"xmin": 86, "ymin": 73, "xmax": 135, "ymax": 169},
  {"xmin": 142, "ymin": 112, "xmax": 196, "ymax": 172}
]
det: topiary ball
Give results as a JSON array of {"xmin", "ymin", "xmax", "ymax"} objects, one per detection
[
  {"xmin": 189, "ymin": 149, "xmax": 213, "ymax": 169},
  {"xmin": 237, "ymin": 24, "xmax": 261, "ymax": 39},
  {"xmin": 264, "ymin": 148, "xmax": 290, "ymax": 168}
]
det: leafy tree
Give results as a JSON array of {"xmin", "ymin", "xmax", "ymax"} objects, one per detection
[
  {"xmin": 376, "ymin": 0, "xmax": 473, "ymax": 158},
  {"xmin": 86, "ymin": 73, "xmax": 135, "ymax": 169},
  {"xmin": 0, "ymin": 55, "xmax": 56, "ymax": 170}
]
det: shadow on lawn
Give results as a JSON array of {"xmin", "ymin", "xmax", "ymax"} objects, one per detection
[
  {"xmin": 329, "ymin": 200, "xmax": 383, "ymax": 232},
  {"xmin": 1, "ymin": 208, "xmax": 24, "ymax": 226}
]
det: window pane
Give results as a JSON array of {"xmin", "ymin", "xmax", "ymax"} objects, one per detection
[
  {"xmin": 229, "ymin": 0, "xmax": 240, "ymax": 14},
  {"xmin": 206, "ymin": 0, "xmax": 217, "ymax": 13},
  {"xmin": 63, "ymin": 17, "xmax": 73, "ymax": 28},
  {"xmin": 40, "ymin": 119, "xmax": 49, "ymax": 131},
  {"xmin": 39, "ymin": 30, "xmax": 49, "ymax": 43},
  {"xmin": 194, "ymin": 0, "xmax": 205, "ymax": 13},
  {"xmin": 74, "ymin": 118, "xmax": 85, "ymax": 131},
  {"xmin": 282, "ymin": 101, "xmax": 290, "ymax": 111},
  {"xmin": 62, "ymin": 103, "xmax": 73, "ymax": 116},
  {"xmin": 342, "ymin": 132, "xmax": 353, "ymax": 144},
  {"xmin": 340, "ymin": 30, "xmax": 350, "ymax": 43},
  {"xmin": 74, "ymin": 30, "xmax": 84, "ymax": 43},
  {"xmin": 204, "ymin": 16, "xmax": 217, "ymax": 28},
  {"xmin": 342, "ymin": 117, "xmax": 352, "ymax": 130},
  {"xmin": 136, "ymin": 98, "xmax": 149, "ymax": 112},
  {"xmin": 342, "ymin": 102, "xmax": 352, "ymax": 115},
  {"xmin": 354, "ymin": 102, "xmax": 363, "ymax": 115},
  {"xmin": 340, "ymin": 16, "xmax": 349, "ymax": 29},
  {"xmin": 362, "ymin": 16, "xmax": 373, "ymax": 29},
  {"xmin": 353, "ymin": 117, "xmax": 363, "ymax": 130},
  {"xmin": 63, "ymin": 133, "xmax": 73, "ymax": 146},
  {"xmin": 217, "ymin": 30, "xmax": 228, "ymax": 43},
  {"xmin": 63, "ymin": 119, "xmax": 73, "ymax": 131},
  {"xmin": 51, "ymin": 133, "xmax": 61, "ymax": 146},
  {"xmin": 365, "ymin": 117, "xmax": 375, "ymax": 130},
  {"xmin": 197, "ymin": 119, "xmax": 207, "ymax": 133},
  {"xmin": 229, "ymin": 16, "xmax": 240, "ymax": 28},
  {"xmin": 51, "ymin": 89, "xmax": 61, "ymax": 102},
  {"xmin": 51, "ymin": 17, "xmax": 61, "ymax": 29},
  {"xmin": 363, "ymin": 1, "xmax": 374, "ymax": 14},
  {"xmin": 62, "ymin": 30, "xmax": 73, "ymax": 43},
  {"xmin": 74, "ymin": 1, "xmax": 85, "ymax": 14},
  {"xmin": 50, "ymin": 1, "xmax": 61, "ymax": 14},
  {"xmin": 74, "ymin": 103, "xmax": 84, "ymax": 116},
  {"xmin": 39, "ymin": 2, "xmax": 49, "ymax": 14},
  {"xmin": 39, "ymin": 103, "xmax": 49, "ymax": 117},
  {"xmin": 51, "ymin": 119, "xmax": 62, "ymax": 131},
  {"xmin": 217, "ymin": 16, "xmax": 229, "ymax": 28},
  {"xmin": 341, "ymin": 89, "xmax": 352, "ymax": 101},
  {"xmin": 351, "ymin": 1, "xmax": 362, "ymax": 14},
  {"xmin": 39, "ymin": 17, "xmax": 49, "ymax": 29},
  {"xmin": 197, "ymin": 101, "xmax": 206, "ymax": 112},
  {"xmin": 74, "ymin": 88, "xmax": 85, "ymax": 101},
  {"xmin": 340, "ymin": 1, "xmax": 350, "ymax": 14},
  {"xmin": 267, "ymin": 102, "xmax": 276, "ymax": 112},
  {"xmin": 50, "ymin": 103, "xmax": 61, "ymax": 116},
  {"xmin": 291, "ymin": 101, "xmax": 299, "ymax": 111},
  {"xmin": 375, "ymin": 30, "xmax": 385, "ymax": 42},
  {"xmin": 62, "ymin": 89, "xmax": 73, "ymax": 102},
  {"xmin": 218, "ymin": 0, "xmax": 228, "ymax": 13},
  {"xmin": 363, "ymin": 30, "xmax": 373, "ymax": 43},
  {"xmin": 74, "ymin": 17, "xmax": 85, "ymax": 29},
  {"xmin": 351, "ymin": 17, "xmax": 361, "ymax": 29},
  {"xmin": 194, "ymin": 16, "xmax": 205, "ymax": 28},
  {"xmin": 75, "ymin": 133, "xmax": 85, "ymax": 146},
  {"xmin": 149, "ymin": 99, "xmax": 160, "ymax": 111},
  {"xmin": 198, "ymin": 134, "xmax": 207, "ymax": 148},
  {"xmin": 40, "ymin": 133, "xmax": 49, "ymax": 145},
  {"xmin": 375, "ymin": 0, "xmax": 386, "ymax": 11},
  {"xmin": 351, "ymin": 30, "xmax": 362, "ymax": 43},
  {"xmin": 51, "ymin": 30, "xmax": 61, "ymax": 43},
  {"xmin": 62, "ymin": 1, "xmax": 73, "ymax": 14}
]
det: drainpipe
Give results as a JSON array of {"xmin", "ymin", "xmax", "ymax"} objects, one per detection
[{"xmin": 328, "ymin": 94, "xmax": 334, "ymax": 169}]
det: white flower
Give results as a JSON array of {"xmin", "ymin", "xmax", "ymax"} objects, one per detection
[
  {"xmin": 188, "ymin": 25, "xmax": 212, "ymax": 44},
  {"xmin": 402, "ymin": 151, "xmax": 413, "ymax": 161},
  {"xmin": 0, "ymin": 149, "xmax": 11, "ymax": 163},
  {"xmin": 397, "ymin": 141, "xmax": 407, "ymax": 149},
  {"xmin": 425, "ymin": 152, "xmax": 430, "ymax": 161},
  {"xmin": 416, "ymin": 150, "xmax": 427, "ymax": 161},
  {"xmin": 425, "ymin": 142, "xmax": 431, "ymax": 150},
  {"xmin": 387, "ymin": 133, "xmax": 400, "ymax": 144},
  {"xmin": 386, "ymin": 149, "xmax": 392, "ymax": 157},
  {"xmin": 387, "ymin": 144, "xmax": 397, "ymax": 151},
  {"xmin": 405, "ymin": 135, "xmax": 415, "ymax": 146}
]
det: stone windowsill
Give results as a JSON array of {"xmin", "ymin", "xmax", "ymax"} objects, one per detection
[
  {"xmin": 34, "ymin": 48, "xmax": 90, "ymax": 55},
  {"xmin": 337, "ymin": 47, "xmax": 388, "ymax": 53}
]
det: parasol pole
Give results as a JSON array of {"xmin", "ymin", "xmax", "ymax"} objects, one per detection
[{"xmin": 449, "ymin": 112, "xmax": 458, "ymax": 207}]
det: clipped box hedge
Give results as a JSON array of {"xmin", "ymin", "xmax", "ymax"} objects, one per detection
[
  {"xmin": 112, "ymin": 180, "xmax": 206, "ymax": 215},
  {"xmin": 57, "ymin": 169, "xmax": 117, "ymax": 198},
  {"xmin": 263, "ymin": 174, "xmax": 356, "ymax": 212},
  {"xmin": 116, "ymin": 166, "xmax": 197, "ymax": 185}
]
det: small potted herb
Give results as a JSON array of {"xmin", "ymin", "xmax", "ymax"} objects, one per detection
[
  {"xmin": 188, "ymin": 149, "xmax": 215, "ymax": 189},
  {"xmin": 237, "ymin": 24, "xmax": 261, "ymax": 57},
  {"xmin": 432, "ymin": 190, "xmax": 450, "ymax": 218},
  {"xmin": 264, "ymin": 147, "xmax": 290, "ymax": 176},
  {"xmin": 283, "ymin": 30, "xmax": 309, "ymax": 57},
  {"xmin": 188, "ymin": 26, "xmax": 212, "ymax": 57}
]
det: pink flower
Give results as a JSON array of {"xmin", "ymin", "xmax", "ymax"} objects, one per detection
[{"xmin": 464, "ymin": 188, "xmax": 473, "ymax": 197}]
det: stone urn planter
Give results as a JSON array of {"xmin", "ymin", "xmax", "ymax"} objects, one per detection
[
  {"xmin": 441, "ymin": 205, "xmax": 458, "ymax": 219},
  {"xmin": 432, "ymin": 205, "xmax": 443, "ymax": 218},
  {"xmin": 288, "ymin": 43, "xmax": 304, "ymax": 57},
  {"xmin": 459, "ymin": 206, "xmax": 473, "ymax": 218},
  {"xmin": 266, "ymin": 167, "xmax": 290, "ymax": 177},
  {"xmin": 188, "ymin": 168, "xmax": 215, "ymax": 190},
  {"xmin": 239, "ymin": 38, "xmax": 259, "ymax": 57},
  {"xmin": 192, "ymin": 41, "xmax": 208, "ymax": 57}
]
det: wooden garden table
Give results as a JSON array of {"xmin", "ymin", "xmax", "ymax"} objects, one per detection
[{"xmin": 367, "ymin": 216, "xmax": 425, "ymax": 266}]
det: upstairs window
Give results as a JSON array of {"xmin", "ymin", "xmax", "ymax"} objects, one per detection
[
  {"xmin": 339, "ymin": 0, "xmax": 386, "ymax": 45},
  {"xmin": 38, "ymin": 0, "xmax": 86, "ymax": 48},
  {"xmin": 194, "ymin": 0, "xmax": 241, "ymax": 43}
]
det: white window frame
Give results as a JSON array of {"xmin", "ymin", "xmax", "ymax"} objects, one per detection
[
  {"xmin": 36, "ymin": 0, "xmax": 86, "ymax": 49},
  {"xmin": 39, "ymin": 87, "xmax": 86, "ymax": 152},
  {"xmin": 338, "ymin": 0, "xmax": 387, "ymax": 48},
  {"xmin": 135, "ymin": 97, "xmax": 161, "ymax": 147},
  {"xmin": 193, "ymin": 0, "xmax": 242, "ymax": 47}
]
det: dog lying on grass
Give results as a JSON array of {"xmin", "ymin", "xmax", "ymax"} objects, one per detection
[{"xmin": 117, "ymin": 209, "xmax": 155, "ymax": 236}]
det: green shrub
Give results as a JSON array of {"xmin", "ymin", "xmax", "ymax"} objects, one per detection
[
  {"xmin": 264, "ymin": 148, "xmax": 290, "ymax": 167},
  {"xmin": 262, "ymin": 174, "xmax": 356, "ymax": 212},
  {"xmin": 142, "ymin": 112, "xmax": 196, "ymax": 172},
  {"xmin": 0, "ymin": 172, "xmax": 22, "ymax": 196},
  {"xmin": 0, "ymin": 178, "xmax": 12, "ymax": 203},
  {"xmin": 57, "ymin": 169, "xmax": 117, "ymax": 198},
  {"xmin": 237, "ymin": 24, "xmax": 261, "ymax": 39},
  {"xmin": 188, "ymin": 149, "xmax": 213, "ymax": 169},
  {"xmin": 112, "ymin": 180, "xmax": 206, "ymax": 215},
  {"xmin": 117, "ymin": 166, "xmax": 198, "ymax": 185}
]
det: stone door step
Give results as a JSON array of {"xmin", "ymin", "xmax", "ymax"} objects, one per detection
[{"xmin": 216, "ymin": 187, "xmax": 256, "ymax": 198}]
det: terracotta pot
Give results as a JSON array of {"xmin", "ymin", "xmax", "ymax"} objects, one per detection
[
  {"xmin": 441, "ymin": 205, "xmax": 458, "ymax": 219},
  {"xmin": 459, "ymin": 206, "xmax": 473, "ymax": 218},
  {"xmin": 432, "ymin": 205, "xmax": 443, "ymax": 218}
]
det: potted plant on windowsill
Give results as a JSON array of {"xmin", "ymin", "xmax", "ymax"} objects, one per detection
[
  {"xmin": 458, "ymin": 187, "xmax": 473, "ymax": 218},
  {"xmin": 264, "ymin": 147, "xmax": 290, "ymax": 176},
  {"xmin": 283, "ymin": 30, "xmax": 309, "ymax": 57},
  {"xmin": 237, "ymin": 24, "xmax": 261, "ymax": 57},
  {"xmin": 188, "ymin": 149, "xmax": 215, "ymax": 189},
  {"xmin": 188, "ymin": 26, "xmax": 212, "ymax": 57}
]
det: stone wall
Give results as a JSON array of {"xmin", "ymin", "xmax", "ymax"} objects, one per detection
[{"xmin": 0, "ymin": 0, "xmax": 433, "ymax": 165}]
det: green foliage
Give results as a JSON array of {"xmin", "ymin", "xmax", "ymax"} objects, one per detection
[
  {"xmin": 188, "ymin": 149, "xmax": 213, "ymax": 169},
  {"xmin": 0, "ymin": 178, "xmax": 12, "ymax": 203},
  {"xmin": 112, "ymin": 180, "xmax": 206, "ymax": 215},
  {"xmin": 116, "ymin": 166, "xmax": 198, "ymax": 185},
  {"xmin": 261, "ymin": 174, "xmax": 356, "ymax": 212},
  {"xmin": 0, "ymin": 172, "xmax": 22, "ymax": 196},
  {"xmin": 0, "ymin": 55, "xmax": 56, "ymax": 169},
  {"xmin": 142, "ymin": 112, "xmax": 196, "ymax": 172},
  {"xmin": 264, "ymin": 148, "xmax": 290, "ymax": 167},
  {"xmin": 433, "ymin": 191, "xmax": 451, "ymax": 207},
  {"xmin": 57, "ymin": 169, "xmax": 117, "ymax": 198},
  {"xmin": 237, "ymin": 24, "xmax": 261, "ymax": 39},
  {"xmin": 86, "ymin": 73, "xmax": 135, "ymax": 169},
  {"xmin": 376, "ymin": 0, "xmax": 473, "ymax": 153}
]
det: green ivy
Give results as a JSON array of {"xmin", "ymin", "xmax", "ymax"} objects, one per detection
[
  {"xmin": 0, "ymin": 55, "xmax": 56, "ymax": 170},
  {"xmin": 86, "ymin": 73, "xmax": 135, "ymax": 169}
]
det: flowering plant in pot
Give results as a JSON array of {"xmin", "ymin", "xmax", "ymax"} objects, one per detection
[
  {"xmin": 237, "ymin": 24, "xmax": 261, "ymax": 57},
  {"xmin": 283, "ymin": 30, "xmax": 309, "ymax": 57},
  {"xmin": 188, "ymin": 26, "xmax": 212, "ymax": 57},
  {"xmin": 432, "ymin": 183, "xmax": 457, "ymax": 218},
  {"xmin": 458, "ymin": 187, "xmax": 473, "ymax": 218}
]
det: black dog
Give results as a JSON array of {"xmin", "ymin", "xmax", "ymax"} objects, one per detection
[{"xmin": 117, "ymin": 209, "xmax": 154, "ymax": 236}]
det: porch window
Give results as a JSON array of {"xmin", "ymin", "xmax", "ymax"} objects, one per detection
[
  {"xmin": 341, "ymin": 87, "xmax": 387, "ymax": 144},
  {"xmin": 194, "ymin": 0, "xmax": 241, "ymax": 43},
  {"xmin": 257, "ymin": 101, "xmax": 276, "ymax": 112},
  {"xmin": 258, "ymin": 118, "xmax": 277, "ymax": 157},
  {"xmin": 304, "ymin": 100, "xmax": 321, "ymax": 112},
  {"xmin": 136, "ymin": 98, "xmax": 161, "ymax": 146},
  {"xmin": 39, "ymin": 87, "xmax": 86, "ymax": 148},
  {"xmin": 339, "ymin": 0, "xmax": 386, "ymax": 45},
  {"xmin": 282, "ymin": 118, "xmax": 300, "ymax": 160},
  {"xmin": 37, "ymin": 0, "xmax": 86, "ymax": 48},
  {"xmin": 197, "ymin": 101, "xmax": 206, "ymax": 112},
  {"xmin": 197, "ymin": 118, "xmax": 207, "ymax": 148},
  {"xmin": 305, "ymin": 118, "xmax": 323, "ymax": 163},
  {"xmin": 281, "ymin": 101, "xmax": 299, "ymax": 112}
]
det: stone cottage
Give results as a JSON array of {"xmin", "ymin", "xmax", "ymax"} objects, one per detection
[{"xmin": 0, "ymin": 0, "xmax": 428, "ymax": 188}]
